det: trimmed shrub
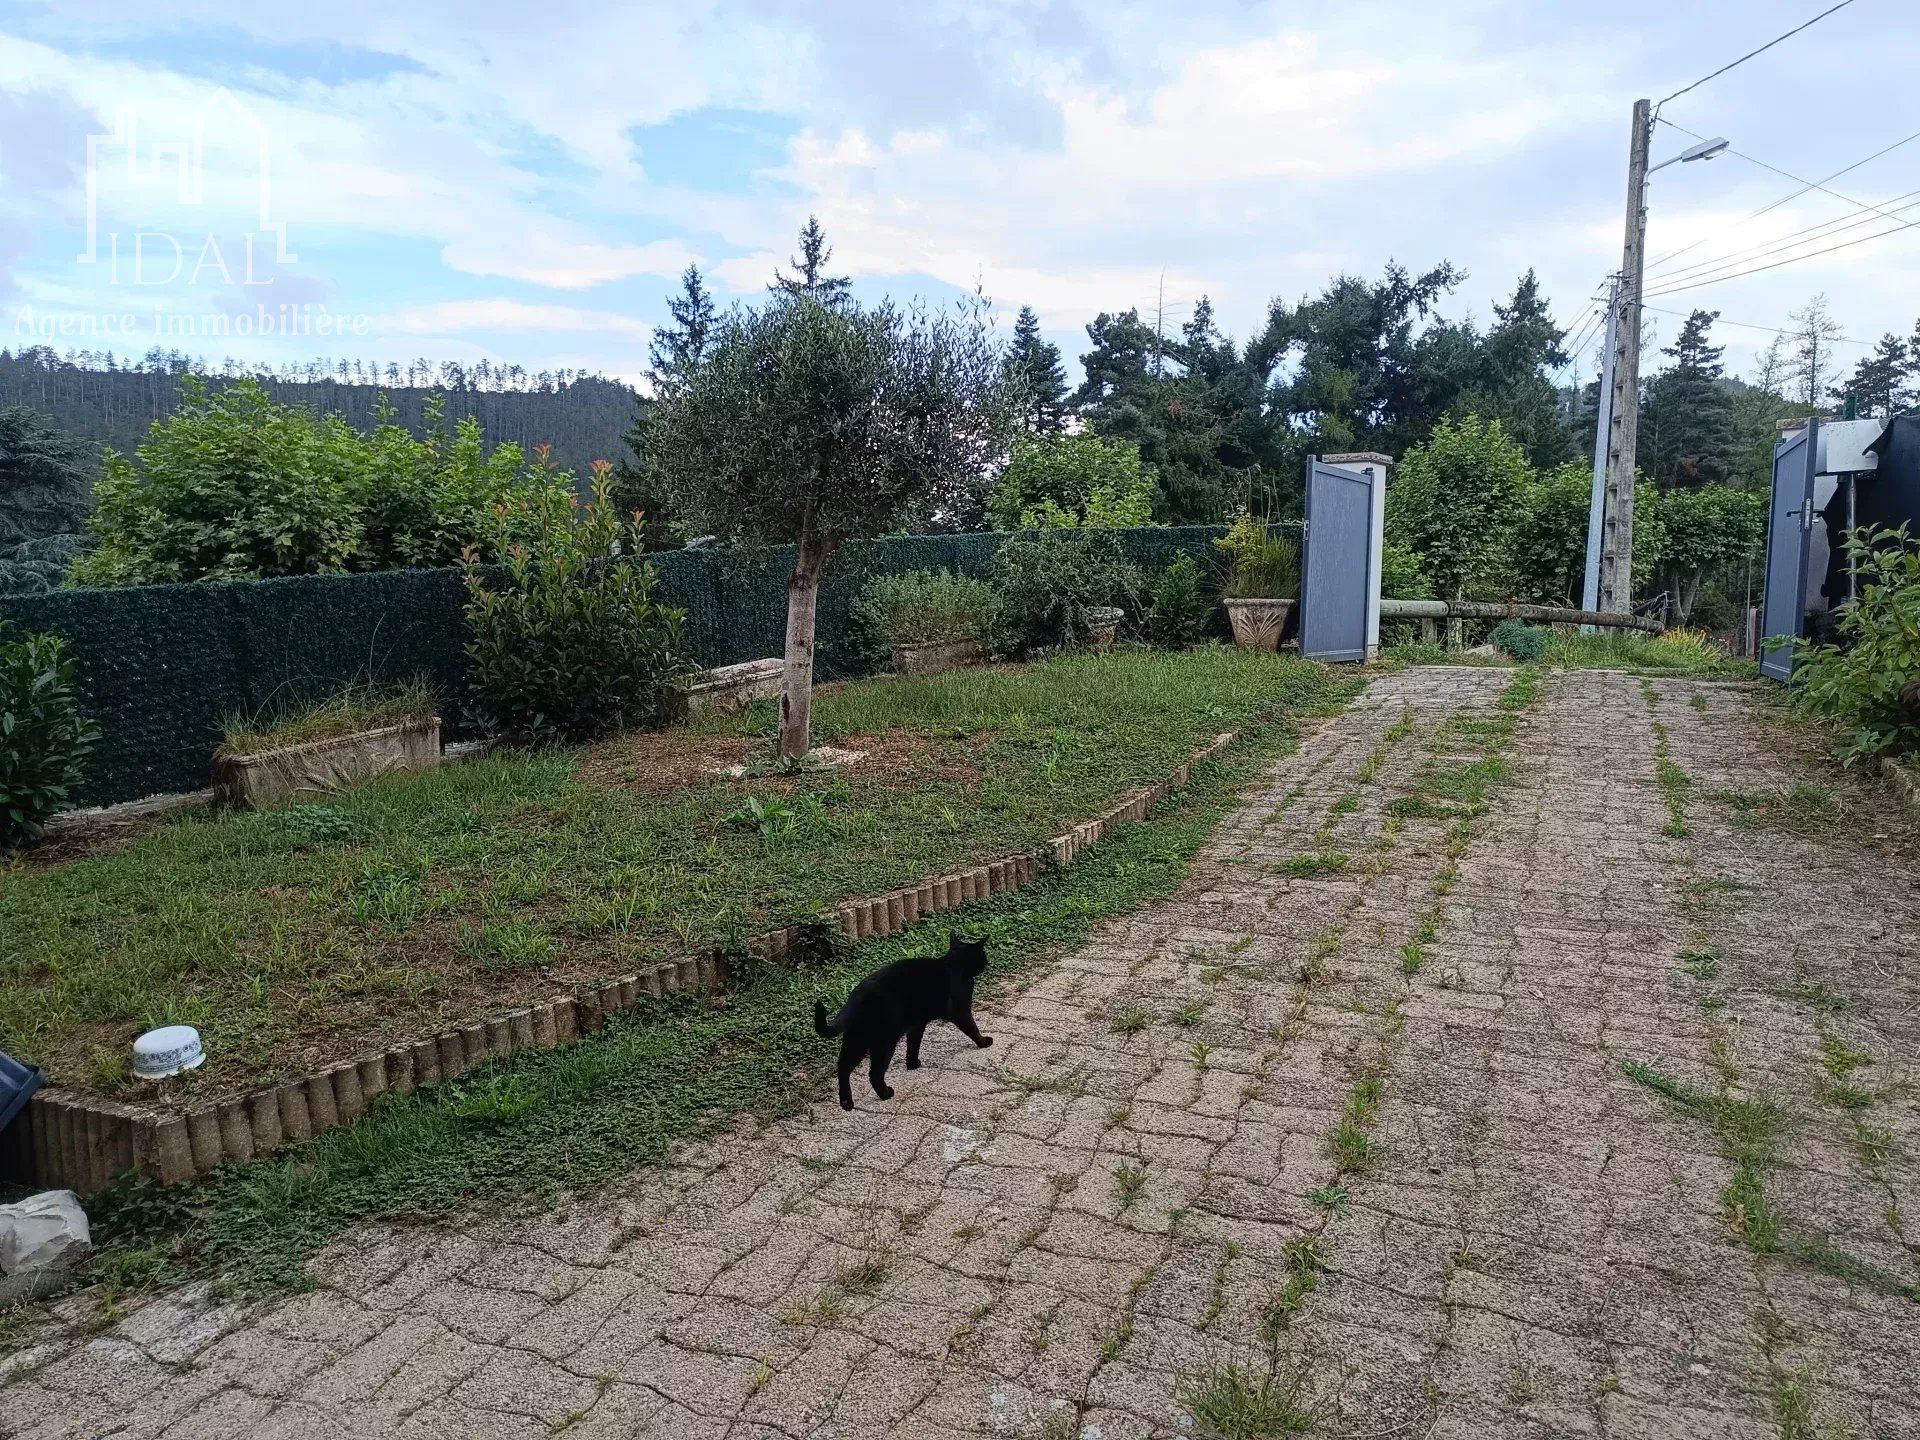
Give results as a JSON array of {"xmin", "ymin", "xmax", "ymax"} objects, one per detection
[
  {"xmin": 462, "ymin": 467, "xmax": 687, "ymax": 747},
  {"xmin": 1, "ymin": 625, "xmax": 99, "ymax": 849},
  {"xmin": 1214, "ymin": 510, "xmax": 1300, "ymax": 598},
  {"xmin": 851, "ymin": 569, "xmax": 999, "ymax": 648},
  {"xmin": 992, "ymin": 527, "xmax": 1144, "ymax": 654},
  {"xmin": 1791, "ymin": 527, "xmax": 1920, "ymax": 760},
  {"xmin": 1489, "ymin": 620, "xmax": 1548, "ymax": 662},
  {"xmin": 1147, "ymin": 553, "xmax": 1213, "ymax": 647}
]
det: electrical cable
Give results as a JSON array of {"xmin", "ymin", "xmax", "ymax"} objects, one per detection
[{"xmin": 1654, "ymin": 1, "xmax": 1858, "ymax": 109}]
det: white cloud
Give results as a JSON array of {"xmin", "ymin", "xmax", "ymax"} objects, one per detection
[{"xmin": 378, "ymin": 298, "xmax": 654, "ymax": 339}]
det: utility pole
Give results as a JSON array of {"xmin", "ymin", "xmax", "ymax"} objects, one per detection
[
  {"xmin": 1599, "ymin": 98, "xmax": 1651, "ymax": 615},
  {"xmin": 1581, "ymin": 277, "xmax": 1621, "ymax": 624}
]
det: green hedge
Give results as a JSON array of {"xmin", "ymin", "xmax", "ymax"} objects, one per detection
[{"xmin": 0, "ymin": 526, "xmax": 1228, "ymax": 807}]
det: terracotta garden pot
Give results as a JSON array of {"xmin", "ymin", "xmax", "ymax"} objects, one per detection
[{"xmin": 1224, "ymin": 598, "xmax": 1294, "ymax": 653}]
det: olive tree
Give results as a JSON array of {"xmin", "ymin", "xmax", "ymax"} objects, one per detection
[{"xmin": 649, "ymin": 295, "xmax": 1011, "ymax": 758}]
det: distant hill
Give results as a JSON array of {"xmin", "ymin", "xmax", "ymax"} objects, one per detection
[{"xmin": 0, "ymin": 347, "xmax": 643, "ymax": 487}]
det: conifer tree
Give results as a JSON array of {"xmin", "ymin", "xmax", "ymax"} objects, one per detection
[
  {"xmin": 1004, "ymin": 305, "xmax": 1069, "ymax": 435},
  {"xmin": 770, "ymin": 216, "xmax": 852, "ymax": 307}
]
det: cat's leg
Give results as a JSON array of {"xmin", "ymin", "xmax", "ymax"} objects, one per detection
[
  {"xmin": 868, "ymin": 1030, "xmax": 899, "ymax": 1100},
  {"xmin": 837, "ymin": 1036, "xmax": 860, "ymax": 1111},
  {"xmin": 905, "ymin": 1024, "xmax": 926, "ymax": 1069},
  {"xmin": 951, "ymin": 1011, "xmax": 994, "ymax": 1048}
]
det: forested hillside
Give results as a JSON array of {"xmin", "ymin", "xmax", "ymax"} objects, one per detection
[{"xmin": 0, "ymin": 348, "xmax": 640, "ymax": 482}]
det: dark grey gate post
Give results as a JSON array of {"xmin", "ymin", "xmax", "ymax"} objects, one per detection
[{"xmin": 1759, "ymin": 419, "xmax": 1818, "ymax": 684}]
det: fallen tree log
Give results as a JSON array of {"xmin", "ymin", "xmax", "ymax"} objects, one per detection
[{"xmin": 1379, "ymin": 599, "xmax": 1663, "ymax": 635}]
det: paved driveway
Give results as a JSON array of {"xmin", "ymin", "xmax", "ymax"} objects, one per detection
[{"xmin": 5, "ymin": 667, "xmax": 1917, "ymax": 1439}]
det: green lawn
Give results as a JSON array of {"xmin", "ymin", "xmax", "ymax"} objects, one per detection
[{"xmin": 0, "ymin": 647, "xmax": 1353, "ymax": 1097}]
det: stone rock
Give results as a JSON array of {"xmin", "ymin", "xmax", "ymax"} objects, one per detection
[{"xmin": 0, "ymin": 1190, "xmax": 92, "ymax": 1276}]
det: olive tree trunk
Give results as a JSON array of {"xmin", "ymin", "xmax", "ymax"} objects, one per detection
[{"xmin": 779, "ymin": 531, "xmax": 836, "ymax": 760}]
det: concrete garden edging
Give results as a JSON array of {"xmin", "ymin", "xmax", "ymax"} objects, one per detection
[
  {"xmin": 0, "ymin": 730, "xmax": 1237, "ymax": 1196},
  {"xmin": 890, "ymin": 638, "xmax": 985, "ymax": 677}
]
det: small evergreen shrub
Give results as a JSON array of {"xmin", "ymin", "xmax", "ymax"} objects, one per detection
[
  {"xmin": 991, "ymin": 527, "xmax": 1143, "ymax": 654},
  {"xmin": 462, "ymin": 466, "xmax": 687, "ymax": 747},
  {"xmin": 1147, "ymin": 553, "xmax": 1213, "ymax": 647},
  {"xmin": 0, "ymin": 625, "xmax": 99, "ymax": 850},
  {"xmin": 852, "ymin": 569, "xmax": 999, "ymax": 648},
  {"xmin": 1489, "ymin": 620, "xmax": 1548, "ymax": 661}
]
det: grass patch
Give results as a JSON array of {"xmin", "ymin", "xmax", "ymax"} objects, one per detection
[
  {"xmin": 1330, "ymin": 1072, "xmax": 1385, "ymax": 1174},
  {"xmin": 1183, "ymin": 1362, "xmax": 1315, "ymax": 1438},
  {"xmin": 1624, "ymin": 1060, "xmax": 1784, "ymax": 1251},
  {"xmin": 65, "ymin": 704, "xmax": 1338, "ymax": 1296},
  {"xmin": 2, "ymin": 650, "xmax": 1356, "ymax": 1094},
  {"xmin": 1541, "ymin": 630, "xmax": 1751, "ymax": 677},
  {"xmin": 219, "ymin": 680, "xmax": 435, "ymax": 757},
  {"xmin": 1712, "ymin": 785, "xmax": 1842, "ymax": 838},
  {"xmin": 1277, "ymin": 850, "xmax": 1350, "ymax": 878},
  {"xmin": 1651, "ymin": 720, "xmax": 1691, "ymax": 837}
]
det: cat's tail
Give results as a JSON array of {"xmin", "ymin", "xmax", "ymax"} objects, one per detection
[{"xmin": 813, "ymin": 999, "xmax": 842, "ymax": 1039}]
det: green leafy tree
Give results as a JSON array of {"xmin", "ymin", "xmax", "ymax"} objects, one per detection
[
  {"xmin": 992, "ymin": 527, "xmax": 1143, "ymax": 653},
  {"xmin": 1384, "ymin": 415, "xmax": 1531, "ymax": 601},
  {"xmin": 1641, "ymin": 309, "xmax": 1735, "ymax": 488},
  {"xmin": 1507, "ymin": 461, "xmax": 1663, "ymax": 604},
  {"xmin": 1657, "ymin": 485, "xmax": 1765, "ymax": 625},
  {"xmin": 1004, "ymin": 305, "xmax": 1069, "ymax": 435},
  {"xmin": 648, "ymin": 294, "xmax": 1012, "ymax": 758},
  {"xmin": 1729, "ymin": 336, "xmax": 1799, "ymax": 491},
  {"xmin": 987, "ymin": 433, "xmax": 1155, "ymax": 529},
  {"xmin": 770, "ymin": 215, "xmax": 852, "ymax": 307}
]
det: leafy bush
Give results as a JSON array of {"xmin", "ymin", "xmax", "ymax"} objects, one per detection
[
  {"xmin": 987, "ymin": 433, "xmax": 1156, "ymax": 530},
  {"xmin": 1791, "ymin": 527, "xmax": 1920, "ymax": 759},
  {"xmin": 1146, "ymin": 553, "xmax": 1213, "ymax": 647},
  {"xmin": 1, "ymin": 625, "xmax": 99, "ymax": 849},
  {"xmin": 1380, "ymin": 540, "xmax": 1433, "ymax": 600},
  {"xmin": 991, "ymin": 527, "xmax": 1144, "ymax": 654},
  {"xmin": 1213, "ymin": 509, "xmax": 1300, "ymax": 598},
  {"xmin": 70, "ymin": 379, "xmax": 571, "ymax": 586},
  {"xmin": 1488, "ymin": 620, "xmax": 1548, "ymax": 661},
  {"xmin": 462, "ymin": 465, "xmax": 687, "ymax": 747},
  {"xmin": 852, "ymin": 569, "xmax": 999, "ymax": 648}
]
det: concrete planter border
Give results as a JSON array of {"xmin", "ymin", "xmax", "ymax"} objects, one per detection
[
  {"xmin": 211, "ymin": 717, "xmax": 441, "ymax": 810},
  {"xmin": 890, "ymin": 637, "xmax": 985, "ymax": 677},
  {"xmin": 676, "ymin": 659, "xmax": 783, "ymax": 715},
  {"xmin": 0, "ymin": 730, "xmax": 1237, "ymax": 1195}
]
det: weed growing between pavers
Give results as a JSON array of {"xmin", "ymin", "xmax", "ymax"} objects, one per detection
[
  {"xmin": 1182, "ymin": 1360, "xmax": 1317, "ymax": 1438},
  {"xmin": 61, "ymin": 681, "xmax": 1357, "ymax": 1303}
]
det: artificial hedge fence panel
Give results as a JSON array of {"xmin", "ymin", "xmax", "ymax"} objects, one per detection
[{"xmin": 0, "ymin": 525, "xmax": 1228, "ymax": 808}]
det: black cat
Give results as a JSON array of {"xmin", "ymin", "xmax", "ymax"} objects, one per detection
[{"xmin": 813, "ymin": 935, "xmax": 994, "ymax": 1110}]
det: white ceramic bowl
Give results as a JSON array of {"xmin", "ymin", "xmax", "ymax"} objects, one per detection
[{"xmin": 132, "ymin": 1025, "xmax": 205, "ymax": 1081}]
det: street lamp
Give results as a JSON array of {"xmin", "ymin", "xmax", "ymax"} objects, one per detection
[{"xmin": 1649, "ymin": 135, "xmax": 1731, "ymax": 173}]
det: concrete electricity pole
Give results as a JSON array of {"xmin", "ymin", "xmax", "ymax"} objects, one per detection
[
  {"xmin": 1598, "ymin": 99, "xmax": 1650, "ymax": 615},
  {"xmin": 1580, "ymin": 276, "xmax": 1621, "ymax": 623}
]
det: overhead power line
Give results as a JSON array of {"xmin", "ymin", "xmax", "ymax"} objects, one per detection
[
  {"xmin": 1646, "ymin": 123, "xmax": 1920, "ymax": 274},
  {"xmin": 1654, "ymin": 0, "xmax": 1858, "ymax": 109},
  {"xmin": 1644, "ymin": 212, "xmax": 1920, "ymax": 297},
  {"xmin": 1652, "ymin": 188, "xmax": 1920, "ymax": 287},
  {"xmin": 1638, "ymin": 301, "xmax": 1871, "ymax": 346}
]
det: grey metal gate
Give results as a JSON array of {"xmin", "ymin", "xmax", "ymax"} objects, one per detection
[
  {"xmin": 1760, "ymin": 420, "xmax": 1817, "ymax": 683},
  {"xmin": 1299, "ymin": 457, "xmax": 1374, "ymax": 662}
]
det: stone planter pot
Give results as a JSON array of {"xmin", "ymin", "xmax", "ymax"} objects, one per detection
[
  {"xmin": 891, "ymin": 637, "xmax": 985, "ymax": 677},
  {"xmin": 675, "ymin": 658, "xmax": 783, "ymax": 715},
  {"xmin": 1224, "ymin": 598, "xmax": 1294, "ymax": 653},
  {"xmin": 212, "ymin": 716, "xmax": 440, "ymax": 810},
  {"xmin": 1087, "ymin": 607, "xmax": 1124, "ymax": 651}
]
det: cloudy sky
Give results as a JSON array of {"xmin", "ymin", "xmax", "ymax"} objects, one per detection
[{"xmin": 2, "ymin": 0, "xmax": 1915, "ymax": 395}]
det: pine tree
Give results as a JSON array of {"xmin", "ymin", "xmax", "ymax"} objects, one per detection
[
  {"xmin": 771, "ymin": 216, "xmax": 852, "ymax": 307},
  {"xmin": 1003, "ymin": 305, "xmax": 1069, "ymax": 435},
  {"xmin": 1837, "ymin": 333, "xmax": 1913, "ymax": 418},
  {"xmin": 1787, "ymin": 295, "xmax": 1843, "ymax": 411},
  {"xmin": 1641, "ymin": 309, "xmax": 1735, "ymax": 487},
  {"xmin": 647, "ymin": 265, "xmax": 716, "ymax": 400},
  {"xmin": 1478, "ymin": 270, "xmax": 1574, "ymax": 467}
]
